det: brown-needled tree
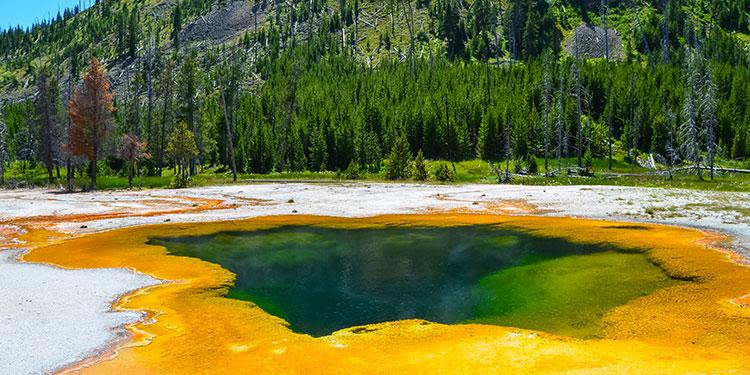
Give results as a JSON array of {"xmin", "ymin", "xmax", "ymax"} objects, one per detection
[{"xmin": 67, "ymin": 57, "xmax": 115, "ymax": 190}]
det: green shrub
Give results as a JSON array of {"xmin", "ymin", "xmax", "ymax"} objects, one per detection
[
  {"xmin": 583, "ymin": 149, "xmax": 594, "ymax": 169},
  {"xmin": 343, "ymin": 160, "xmax": 362, "ymax": 180},
  {"xmin": 433, "ymin": 163, "xmax": 456, "ymax": 182},
  {"xmin": 526, "ymin": 153, "xmax": 538, "ymax": 174},
  {"xmin": 170, "ymin": 175, "xmax": 192, "ymax": 188}
]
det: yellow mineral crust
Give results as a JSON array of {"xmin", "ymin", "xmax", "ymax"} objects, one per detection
[{"xmin": 18, "ymin": 214, "xmax": 750, "ymax": 374}]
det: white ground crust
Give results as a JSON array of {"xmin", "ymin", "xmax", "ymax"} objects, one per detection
[
  {"xmin": 0, "ymin": 183, "xmax": 748, "ymax": 374},
  {"xmin": 0, "ymin": 250, "xmax": 158, "ymax": 375}
]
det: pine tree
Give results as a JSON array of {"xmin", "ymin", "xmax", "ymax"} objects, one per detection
[
  {"xmin": 66, "ymin": 57, "xmax": 115, "ymax": 190},
  {"xmin": 168, "ymin": 121, "xmax": 198, "ymax": 181},
  {"xmin": 171, "ymin": 3, "xmax": 182, "ymax": 51},
  {"xmin": 385, "ymin": 134, "xmax": 412, "ymax": 180},
  {"xmin": 523, "ymin": 8, "xmax": 540, "ymax": 60},
  {"xmin": 413, "ymin": 148, "xmax": 427, "ymax": 181},
  {"xmin": 309, "ymin": 124, "xmax": 328, "ymax": 171},
  {"xmin": 476, "ymin": 110, "xmax": 498, "ymax": 160},
  {"xmin": 128, "ymin": 6, "xmax": 139, "ymax": 57},
  {"xmin": 177, "ymin": 52, "xmax": 200, "ymax": 175},
  {"xmin": 34, "ymin": 69, "xmax": 62, "ymax": 183}
]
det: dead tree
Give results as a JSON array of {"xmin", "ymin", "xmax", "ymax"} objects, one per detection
[
  {"xmin": 146, "ymin": 28, "xmax": 155, "ymax": 148},
  {"xmin": 557, "ymin": 61, "xmax": 567, "ymax": 170},
  {"xmin": 629, "ymin": 66, "xmax": 638, "ymax": 161},
  {"xmin": 399, "ymin": 0, "xmax": 416, "ymax": 75},
  {"xmin": 66, "ymin": 56, "xmax": 76, "ymax": 191},
  {"xmin": 602, "ymin": 0, "xmax": 613, "ymax": 170},
  {"xmin": 124, "ymin": 64, "xmax": 130, "ymax": 133},
  {"xmin": 701, "ymin": 62, "xmax": 718, "ymax": 180},
  {"xmin": 158, "ymin": 58, "xmax": 175, "ymax": 175},
  {"xmin": 681, "ymin": 50, "xmax": 702, "ymax": 180},
  {"xmin": 628, "ymin": 0, "xmax": 655, "ymax": 73},
  {"xmin": 575, "ymin": 29, "xmax": 583, "ymax": 168},
  {"xmin": 542, "ymin": 53, "xmax": 553, "ymax": 172},
  {"xmin": 680, "ymin": 12, "xmax": 702, "ymax": 180},
  {"xmin": 492, "ymin": 1, "xmax": 502, "ymax": 68},
  {"xmin": 664, "ymin": 106, "xmax": 678, "ymax": 179},
  {"xmin": 218, "ymin": 48, "xmax": 241, "ymax": 182},
  {"xmin": 504, "ymin": 110, "xmax": 512, "ymax": 181},
  {"xmin": 0, "ymin": 114, "xmax": 6, "ymax": 186},
  {"xmin": 660, "ymin": 0, "xmax": 670, "ymax": 64}
]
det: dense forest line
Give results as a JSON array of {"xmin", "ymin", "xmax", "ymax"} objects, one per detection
[{"xmin": 1, "ymin": 0, "xmax": 750, "ymax": 189}]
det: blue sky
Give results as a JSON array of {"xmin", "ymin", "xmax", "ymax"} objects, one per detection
[{"xmin": 1, "ymin": 0, "xmax": 92, "ymax": 30}]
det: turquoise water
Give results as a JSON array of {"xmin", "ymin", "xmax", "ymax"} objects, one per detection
[{"xmin": 149, "ymin": 225, "xmax": 679, "ymax": 338}]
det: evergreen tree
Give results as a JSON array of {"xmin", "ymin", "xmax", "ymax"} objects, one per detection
[
  {"xmin": 171, "ymin": 3, "xmax": 182, "ymax": 51},
  {"xmin": 309, "ymin": 123, "xmax": 328, "ymax": 171},
  {"xmin": 168, "ymin": 121, "xmax": 198, "ymax": 181},
  {"xmin": 523, "ymin": 7, "xmax": 540, "ymax": 60},
  {"xmin": 413, "ymin": 148, "xmax": 427, "ymax": 180},
  {"xmin": 34, "ymin": 69, "xmax": 62, "ymax": 183},
  {"xmin": 128, "ymin": 6, "xmax": 139, "ymax": 57},
  {"xmin": 385, "ymin": 134, "xmax": 412, "ymax": 180},
  {"xmin": 177, "ymin": 52, "xmax": 200, "ymax": 174}
]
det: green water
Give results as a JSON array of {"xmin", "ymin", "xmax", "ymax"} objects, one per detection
[{"xmin": 149, "ymin": 225, "xmax": 680, "ymax": 338}]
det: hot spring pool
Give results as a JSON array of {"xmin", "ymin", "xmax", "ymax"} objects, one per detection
[{"xmin": 150, "ymin": 225, "xmax": 682, "ymax": 338}]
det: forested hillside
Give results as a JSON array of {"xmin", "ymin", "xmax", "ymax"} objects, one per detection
[{"xmin": 1, "ymin": 0, "xmax": 750, "ymax": 189}]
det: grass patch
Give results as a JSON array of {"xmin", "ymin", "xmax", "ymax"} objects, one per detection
[{"xmin": 1, "ymin": 157, "xmax": 749, "ymax": 192}]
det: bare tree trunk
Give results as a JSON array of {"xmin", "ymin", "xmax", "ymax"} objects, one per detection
[
  {"xmin": 147, "ymin": 60, "xmax": 153, "ymax": 147},
  {"xmin": 67, "ymin": 67, "xmax": 74, "ymax": 191},
  {"xmin": 543, "ymin": 56, "xmax": 552, "ymax": 172},
  {"xmin": 221, "ymin": 91, "xmax": 238, "ymax": 181},
  {"xmin": 486, "ymin": 63, "xmax": 491, "ymax": 108},
  {"xmin": 544, "ymin": 102, "xmax": 550, "ymax": 172},
  {"xmin": 629, "ymin": 67, "xmax": 637, "ymax": 162},
  {"xmin": 0, "ymin": 160, "xmax": 4, "ymax": 186},
  {"xmin": 308, "ymin": 0, "xmax": 313, "ymax": 62},
  {"xmin": 124, "ymin": 66, "xmax": 130, "ymax": 133},
  {"xmin": 159, "ymin": 71, "xmax": 173, "ymax": 175},
  {"xmin": 603, "ymin": 0, "xmax": 613, "ymax": 170},
  {"xmin": 128, "ymin": 161, "xmax": 134, "ymax": 189},
  {"xmin": 629, "ymin": 0, "xmax": 656, "ymax": 73},
  {"xmin": 558, "ymin": 63, "xmax": 566, "ymax": 170},
  {"xmin": 505, "ymin": 111, "xmax": 512, "ymax": 181},
  {"xmin": 399, "ymin": 0, "xmax": 416, "ymax": 75},
  {"xmin": 575, "ymin": 30, "xmax": 583, "ymax": 168},
  {"xmin": 661, "ymin": 0, "xmax": 670, "ymax": 64},
  {"xmin": 91, "ymin": 157, "xmax": 97, "ymax": 190}
]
